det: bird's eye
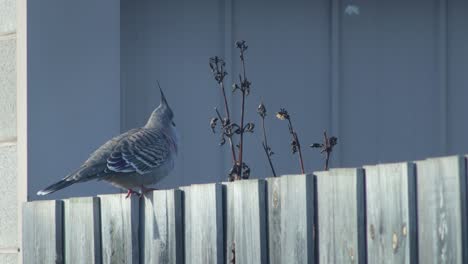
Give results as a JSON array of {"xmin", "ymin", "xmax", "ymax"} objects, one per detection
[{"xmin": 172, "ymin": 121, "xmax": 176, "ymax": 127}]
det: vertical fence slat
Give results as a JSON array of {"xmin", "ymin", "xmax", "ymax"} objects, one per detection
[
  {"xmin": 224, "ymin": 179, "xmax": 267, "ymax": 263},
  {"xmin": 416, "ymin": 155, "xmax": 467, "ymax": 264},
  {"xmin": 463, "ymin": 156, "xmax": 468, "ymax": 264},
  {"xmin": 364, "ymin": 162, "xmax": 417, "ymax": 263},
  {"xmin": 141, "ymin": 189, "xmax": 183, "ymax": 264},
  {"xmin": 99, "ymin": 194, "xmax": 139, "ymax": 264},
  {"xmin": 316, "ymin": 168, "xmax": 366, "ymax": 264},
  {"xmin": 22, "ymin": 200, "xmax": 64, "ymax": 263},
  {"xmin": 267, "ymin": 174, "xmax": 315, "ymax": 264},
  {"xmin": 64, "ymin": 197, "xmax": 101, "ymax": 264},
  {"xmin": 181, "ymin": 183, "xmax": 223, "ymax": 264}
]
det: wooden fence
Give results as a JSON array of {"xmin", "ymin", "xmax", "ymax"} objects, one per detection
[{"xmin": 22, "ymin": 155, "xmax": 468, "ymax": 263}]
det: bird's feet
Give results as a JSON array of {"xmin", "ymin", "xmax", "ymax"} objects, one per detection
[
  {"xmin": 125, "ymin": 189, "xmax": 140, "ymax": 199},
  {"xmin": 125, "ymin": 187, "xmax": 158, "ymax": 199}
]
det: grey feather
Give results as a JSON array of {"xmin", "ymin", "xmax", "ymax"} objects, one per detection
[{"xmin": 107, "ymin": 128, "xmax": 171, "ymax": 174}]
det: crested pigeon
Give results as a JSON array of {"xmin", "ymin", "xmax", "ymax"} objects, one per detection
[{"xmin": 37, "ymin": 86, "xmax": 178, "ymax": 198}]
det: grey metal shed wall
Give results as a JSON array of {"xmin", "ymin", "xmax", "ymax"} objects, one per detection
[{"xmin": 121, "ymin": 0, "xmax": 468, "ymax": 188}]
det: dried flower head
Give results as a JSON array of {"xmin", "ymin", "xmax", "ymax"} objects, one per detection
[
  {"xmin": 257, "ymin": 102, "xmax": 266, "ymax": 118},
  {"xmin": 291, "ymin": 139, "xmax": 298, "ymax": 154},
  {"xmin": 310, "ymin": 131, "xmax": 338, "ymax": 170},
  {"xmin": 235, "ymin": 40, "xmax": 248, "ymax": 53},
  {"xmin": 209, "ymin": 56, "xmax": 228, "ymax": 84},
  {"xmin": 210, "ymin": 117, "xmax": 218, "ymax": 133},
  {"xmin": 244, "ymin": 123, "xmax": 255, "ymax": 133},
  {"xmin": 276, "ymin": 108, "xmax": 290, "ymax": 120}
]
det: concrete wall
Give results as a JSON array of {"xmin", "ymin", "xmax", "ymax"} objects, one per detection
[
  {"xmin": 27, "ymin": 0, "xmax": 121, "ymax": 200},
  {"xmin": 0, "ymin": 0, "xmax": 18, "ymax": 261},
  {"xmin": 121, "ymin": 0, "xmax": 468, "ymax": 188}
]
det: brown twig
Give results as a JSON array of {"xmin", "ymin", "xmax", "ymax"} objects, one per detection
[
  {"xmin": 276, "ymin": 108, "xmax": 305, "ymax": 174},
  {"xmin": 235, "ymin": 40, "xmax": 250, "ymax": 179},
  {"xmin": 232, "ymin": 40, "xmax": 253, "ymax": 180},
  {"xmin": 220, "ymin": 80, "xmax": 237, "ymax": 163},
  {"xmin": 310, "ymin": 130, "xmax": 338, "ymax": 170},
  {"xmin": 258, "ymin": 102, "xmax": 277, "ymax": 177},
  {"xmin": 209, "ymin": 56, "xmax": 238, "ymax": 164}
]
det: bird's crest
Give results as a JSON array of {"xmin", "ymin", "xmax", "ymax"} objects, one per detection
[{"xmin": 145, "ymin": 81, "xmax": 174, "ymax": 128}]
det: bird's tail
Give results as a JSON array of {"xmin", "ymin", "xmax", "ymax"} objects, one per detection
[
  {"xmin": 37, "ymin": 178, "xmax": 76, "ymax": 196},
  {"xmin": 37, "ymin": 166, "xmax": 93, "ymax": 196}
]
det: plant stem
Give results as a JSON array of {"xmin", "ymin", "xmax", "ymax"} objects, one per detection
[
  {"xmin": 237, "ymin": 48, "xmax": 248, "ymax": 178},
  {"xmin": 220, "ymin": 81, "xmax": 231, "ymax": 120},
  {"xmin": 238, "ymin": 90, "xmax": 246, "ymax": 178},
  {"xmin": 288, "ymin": 118, "xmax": 305, "ymax": 174},
  {"xmin": 324, "ymin": 131, "xmax": 330, "ymax": 170},
  {"xmin": 219, "ymin": 81, "xmax": 237, "ymax": 163},
  {"xmin": 261, "ymin": 116, "xmax": 277, "ymax": 177}
]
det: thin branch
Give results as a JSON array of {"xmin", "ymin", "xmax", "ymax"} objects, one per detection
[
  {"xmin": 258, "ymin": 102, "xmax": 277, "ymax": 177},
  {"xmin": 310, "ymin": 130, "xmax": 338, "ymax": 171},
  {"xmin": 277, "ymin": 108, "xmax": 305, "ymax": 174},
  {"xmin": 234, "ymin": 40, "xmax": 251, "ymax": 179},
  {"xmin": 210, "ymin": 56, "xmax": 238, "ymax": 164},
  {"xmin": 288, "ymin": 118, "xmax": 305, "ymax": 174}
]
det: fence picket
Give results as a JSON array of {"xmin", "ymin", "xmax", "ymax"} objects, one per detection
[
  {"xmin": 181, "ymin": 183, "xmax": 223, "ymax": 264},
  {"xmin": 23, "ymin": 200, "xmax": 63, "ymax": 264},
  {"xmin": 141, "ymin": 189, "xmax": 183, "ymax": 264},
  {"xmin": 224, "ymin": 179, "xmax": 267, "ymax": 263},
  {"xmin": 99, "ymin": 194, "xmax": 139, "ymax": 264},
  {"xmin": 416, "ymin": 156, "xmax": 468, "ymax": 264},
  {"xmin": 364, "ymin": 162, "xmax": 417, "ymax": 263},
  {"xmin": 64, "ymin": 197, "xmax": 101, "ymax": 264},
  {"xmin": 267, "ymin": 174, "xmax": 315, "ymax": 264},
  {"xmin": 315, "ymin": 168, "xmax": 366, "ymax": 264}
]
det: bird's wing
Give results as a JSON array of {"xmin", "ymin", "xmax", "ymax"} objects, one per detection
[
  {"xmin": 84, "ymin": 128, "xmax": 141, "ymax": 165},
  {"xmin": 106, "ymin": 128, "xmax": 171, "ymax": 174}
]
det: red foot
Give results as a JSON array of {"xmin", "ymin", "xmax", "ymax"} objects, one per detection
[{"xmin": 125, "ymin": 189, "xmax": 140, "ymax": 199}]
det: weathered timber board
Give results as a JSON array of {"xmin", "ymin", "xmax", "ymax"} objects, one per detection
[
  {"xmin": 223, "ymin": 179, "xmax": 267, "ymax": 263},
  {"xmin": 64, "ymin": 197, "xmax": 101, "ymax": 264},
  {"xmin": 267, "ymin": 174, "xmax": 315, "ymax": 264},
  {"xmin": 364, "ymin": 162, "xmax": 417, "ymax": 263},
  {"xmin": 315, "ymin": 168, "xmax": 366, "ymax": 264},
  {"xmin": 181, "ymin": 183, "xmax": 223, "ymax": 264},
  {"xmin": 99, "ymin": 194, "xmax": 139, "ymax": 264},
  {"xmin": 416, "ymin": 155, "xmax": 467, "ymax": 264},
  {"xmin": 140, "ymin": 189, "xmax": 183, "ymax": 264},
  {"xmin": 23, "ymin": 200, "xmax": 64, "ymax": 264}
]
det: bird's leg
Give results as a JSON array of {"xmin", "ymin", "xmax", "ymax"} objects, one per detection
[{"xmin": 125, "ymin": 189, "xmax": 139, "ymax": 199}]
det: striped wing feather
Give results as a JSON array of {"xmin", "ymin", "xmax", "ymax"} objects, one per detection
[{"xmin": 106, "ymin": 128, "xmax": 170, "ymax": 174}]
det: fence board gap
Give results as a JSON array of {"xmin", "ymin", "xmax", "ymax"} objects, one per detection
[
  {"xmin": 315, "ymin": 168, "xmax": 366, "ymax": 264},
  {"xmin": 99, "ymin": 194, "xmax": 139, "ymax": 264},
  {"xmin": 181, "ymin": 183, "xmax": 223, "ymax": 264},
  {"xmin": 64, "ymin": 197, "xmax": 101, "ymax": 264},
  {"xmin": 223, "ymin": 179, "xmax": 267, "ymax": 264},
  {"xmin": 22, "ymin": 200, "xmax": 64, "ymax": 264},
  {"xmin": 140, "ymin": 189, "xmax": 183, "ymax": 264},
  {"xmin": 416, "ymin": 155, "xmax": 467, "ymax": 264},
  {"xmin": 364, "ymin": 162, "xmax": 417, "ymax": 263},
  {"xmin": 266, "ymin": 174, "xmax": 315, "ymax": 264}
]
